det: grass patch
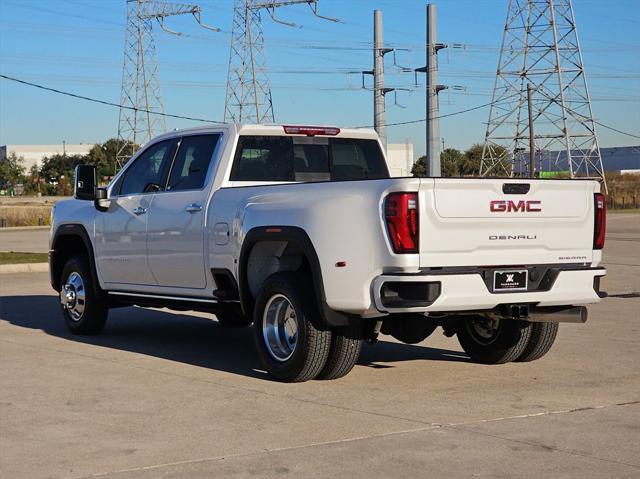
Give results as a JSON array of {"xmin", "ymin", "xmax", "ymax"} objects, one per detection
[
  {"xmin": 609, "ymin": 208, "xmax": 640, "ymax": 214},
  {"xmin": 0, "ymin": 252, "xmax": 49, "ymax": 265},
  {"xmin": 0, "ymin": 205, "xmax": 52, "ymax": 227}
]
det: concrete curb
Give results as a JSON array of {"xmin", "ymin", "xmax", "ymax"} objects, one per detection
[
  {"xmin": 0, "ymin": 263, "xmax": 49, "ymax": 274},
  {"xmin": 0, "ymin": 226, "xmax": 50, "ymax": 232}
]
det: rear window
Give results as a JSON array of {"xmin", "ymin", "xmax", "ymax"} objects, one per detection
[{"xmin": 229, "ymin": 136, "xmax": 388, "ymax": 182}]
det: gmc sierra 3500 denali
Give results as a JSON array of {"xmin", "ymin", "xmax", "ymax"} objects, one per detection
[{"xmin": 49, "ymin": 124, "xmax": 607, "ymax": 382}]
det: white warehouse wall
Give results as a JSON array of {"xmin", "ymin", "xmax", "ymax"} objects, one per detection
[
  {"xmin": 386, "ymin": 142, "xmax": 415, "ymax": 177},
  {"xmin": 0, "ymin": 144, "xmax": 94, "ymax": 172}
]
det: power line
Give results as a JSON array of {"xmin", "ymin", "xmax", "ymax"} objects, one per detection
[
  {"xmin": 595, "ymin": 121, "xmax": 640, "ymax": 139},
  {"xmin": 356, "ymin": 94, "xmax": 519, "ymax": 128},
  {"xmin": 0, "ymin": 74, "xmax": 223, "ymax": 124},
  {"xmin": 2, "ymin": 73, "xmax": 638, "ymax": 141}
]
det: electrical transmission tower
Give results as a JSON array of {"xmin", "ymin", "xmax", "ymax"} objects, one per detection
[
  {"xmin": 480, "ymin": 0, "xmax": 605, "ymax": 187},
  {"xmin": 224, "ymin": 0, "xmax": 337, "ymax": 124},
  {"xmin": 116, "ymin": 0, "xmax": 218, "ymax": 170}
]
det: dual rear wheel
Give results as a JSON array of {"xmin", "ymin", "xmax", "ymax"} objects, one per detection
[
  {"xmin": 253, "ymin": 273, "xmax": 362, "ymax": 382},
  {"xmin": 457, "ymin": 315, "xmax": 558, "ymax": 364}
]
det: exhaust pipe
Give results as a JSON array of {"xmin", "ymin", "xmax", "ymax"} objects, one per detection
[{"xmin": 527, "ymin": 306, "xmax": 588, "ymax": 324}]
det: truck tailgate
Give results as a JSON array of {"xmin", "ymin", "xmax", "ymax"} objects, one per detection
[{"xmin": 418, "ymin": 178, "xmax": 597, "ymax": 267}]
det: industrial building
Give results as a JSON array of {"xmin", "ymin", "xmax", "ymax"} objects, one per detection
[
  {"xmin": 0, "ymin": 144, "xmax": 94, "ymax": 172},
  {"xmin": 386, "ymin": 143, "xmax": 415, "ymax": 177}
]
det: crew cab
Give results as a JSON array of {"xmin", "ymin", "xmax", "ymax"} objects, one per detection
[{"xmin": 49, "ymin": 124, "xmax": 607, "ymax": 382}]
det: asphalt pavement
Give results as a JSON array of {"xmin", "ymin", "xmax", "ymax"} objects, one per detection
[
  {"xmin": 0, "ymin": 214, "xmax": 638, "ymax": 478},
  {"xmin": 0, "ymin": 226, "xmax": 50, "ymax": 254}
]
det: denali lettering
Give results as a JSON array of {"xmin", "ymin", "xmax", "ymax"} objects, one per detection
[
  {"xmin": 490, "ymin": 200, "xmax": 542, "ymax": 212},
  {"xmin": 489, "ymin": 235, "xmax": 537, "ymax": 240}
]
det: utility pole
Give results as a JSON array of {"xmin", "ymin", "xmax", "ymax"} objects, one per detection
[
  {"xmin": 416, "ymin": 4, "xmax": 447, "ymax": 177},
  {"xmin": 527, "ymin": 83, "xmax": 535, "ymax": 178},
  {"xmin": 480, "ymin": 0, "xmax": 606, "ymax": 190},
  {"xmin": 363, "ymin": 10, "xmax": 394, "ymax": 149},
  {"xmin": 373, "ymin": 10, "xmax": 393, "ymax": 148},
  {"xmin": 225, "ymin": 0, "xmax": 338, "ymax": 124}
]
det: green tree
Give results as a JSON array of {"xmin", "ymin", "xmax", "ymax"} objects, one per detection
[
  {"xmin": 23, "ymin": 163, "xmax": 42, "ymax": 195},
  {"xmin": 411, "ymin": 155, "xmax": 427, "ymax": 177},
  {"xmin": 463, "ymin": 143, "xmax": 509, "ymax": 177},
  {"xmin": 0, "ymin": 152, "xmax": 26, "ymax": 191},
  {"xmin": 441, "ymin": 148, "xmax": 465, "ymax": 177},
  {"xmin": 40, "ymin": 153, "xmax": 85, "ymax": 194},
  {"xmin": 413, "ymin": 148, "xmax": 466, "ymax": 177},
  {"xmin": 461, "ymin": 144, "xmax": 484, "ymax": 176},
  {"xmin": 84, "ymin": 138, "xmax": 131, "ymax": 179}
]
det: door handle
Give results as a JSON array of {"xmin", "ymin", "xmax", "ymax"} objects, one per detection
[
  {"xmin": 132, "ymin": 206, "xmax": 147, "ymax": 216},
  {"xmin": 185, "ymin": 203, "xmax": 203, "ymax": 213}
]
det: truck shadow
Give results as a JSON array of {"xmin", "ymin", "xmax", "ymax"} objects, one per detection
[{"xmin": 0, "ymin": 295, "xmax": 469, "ymax": 381}]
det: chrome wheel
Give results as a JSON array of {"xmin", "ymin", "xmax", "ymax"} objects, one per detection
[
  {"xmin": 60, "ymin": 272, "xmax": 86, "ymax": 321},
  {"xmin": 467, "ymin": 317, "xmax": 500, "ymax": 345},
  {"xmin": 262, "ymin": 294, "xmax": 299, "ymax": 362}
]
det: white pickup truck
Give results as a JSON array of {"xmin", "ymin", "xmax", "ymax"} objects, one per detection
[{"xmin": 50, "ymin": 124, "xmax": 607, "ymax": 382}]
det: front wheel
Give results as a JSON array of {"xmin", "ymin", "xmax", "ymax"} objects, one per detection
[
  {"xmin": 253, "ymin": 273, "xmax": 331, "ymax": 382},
  {"xmin": 59, "ymin": 255, "xmax": 108, "ymax": 335},
  {"xmin": 457, "ymin": 316, "xmax": 531, "ymax": 364}
]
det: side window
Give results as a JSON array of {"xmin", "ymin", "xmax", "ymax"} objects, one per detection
[
  {"xmin": 119, "ymin": 140, "xmax": 176, "ymax": 195},
  {"xmin": 230, "ymin": 136, "xmax": 293, "ymax": 181},
  {"xmin": 167, "ymin": 134, "xmax": 220, "ymax": 191}
]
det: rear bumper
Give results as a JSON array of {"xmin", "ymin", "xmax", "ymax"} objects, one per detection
[{"xmin": 372, "ymin": 267, "xmax": 606, "ymax": 314}]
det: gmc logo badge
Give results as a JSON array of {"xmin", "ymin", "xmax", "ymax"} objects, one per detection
[{"xmin": 490, "ymin": 200, "xmax": 542, "ymax": 212}]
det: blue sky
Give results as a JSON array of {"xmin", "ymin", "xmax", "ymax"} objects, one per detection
[{"xmin": 1, "ymin": 0, "xmax": 639, "ymax": 156}]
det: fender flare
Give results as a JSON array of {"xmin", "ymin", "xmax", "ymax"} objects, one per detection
[
  {"xmin": 50, "ymin": 223, "xmax": 101, "ymax": 293},
  {"xmin": 238, "ymin": 226, "xmax": 349, "ymax": 327}
]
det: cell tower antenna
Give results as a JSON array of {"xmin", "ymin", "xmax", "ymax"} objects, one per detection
[
  {"xmin": 480, "ymin": 0, "xmax": 606, "ymax": 190},
  {"xmin": 116, "ymin": 0, "xmax": 218, "ymax": 171},
  {"xmin": 224, "ymin": 0, "xmax": 337, "ymax": 124}
]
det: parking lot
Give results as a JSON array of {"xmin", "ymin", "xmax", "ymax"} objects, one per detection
[{"xmin": 1, "ymin": 214, "xmax": 639, "ymax": 478}]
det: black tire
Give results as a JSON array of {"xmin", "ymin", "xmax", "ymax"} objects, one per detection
[
  {"xmin": 516, "ymin": 322, "xmax": 558, "ymax": 362},
  {"xmin": 216, "ymin": 312, "xmax": 252, "ymax": 328},
  {"xmin": 253, "ymin": 273, "xmax": 331, "ymax": 382},
  {"xmin": 59, "ymin": 255, "xmax": 108, "ymax": 335},
  {"xmin": 317, "ymin": 325, "xmax": 362, "ymax": 380},
  {"xmin": 457, "ymin": 316, "xmax": 532, "ymax": 364}
]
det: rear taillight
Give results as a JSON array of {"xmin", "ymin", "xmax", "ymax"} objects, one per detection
[
  {"xmin": 593, "ymin": 193, "xmax": 606, "ymax": 250},
  {"xmin": 385, "ymin": 192, "xmax": 419, "ymax": 254}
]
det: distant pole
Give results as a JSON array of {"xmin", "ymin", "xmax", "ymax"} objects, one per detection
[
  {"xmin": 527, "ymin": 83, "xmax": 535, "ymax": 178},
  {"xmin": 62, "ymin": 140, "xmax": 66, "ymax": 157},
  {"xmin": 374, "ymin": 10, "xmax": 387, "ymax": 148},
  {"xmin": 426, "ymin": 4, "xmax": 441, "ymax": 176}
]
